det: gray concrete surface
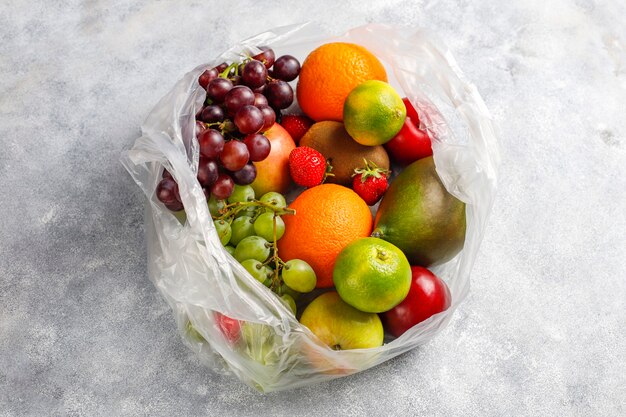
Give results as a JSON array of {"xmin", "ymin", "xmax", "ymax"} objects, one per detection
[{"xmin": 1, "ymin": 1, "xmax": 624, "ymax": 416}]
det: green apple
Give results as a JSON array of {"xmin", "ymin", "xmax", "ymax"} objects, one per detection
[
  {"xmin": 299, "ymin": 291, "xmax": 383, "ymax": 350},
  {"xmin": 240, "ymin": 322, "xmax": 280, "ymax": 366}
]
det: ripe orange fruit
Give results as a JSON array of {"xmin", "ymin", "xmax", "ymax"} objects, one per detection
[
  {"xmin": 278, "ymin": 184, "xmax": 373, "ymax": 288},
  {"xmin": 296, "ymin": 43, "xmax": 387, "ymax": 122}
]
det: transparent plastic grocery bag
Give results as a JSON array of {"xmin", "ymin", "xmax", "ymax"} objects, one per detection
[{"xmin": 120, "ymin": 23, "xmax": 500, "ymax": 392}]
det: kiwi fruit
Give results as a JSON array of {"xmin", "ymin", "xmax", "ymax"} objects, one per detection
[{"xmin": 299, "ymin": 121, "xmax": 389, "ymax": 185}]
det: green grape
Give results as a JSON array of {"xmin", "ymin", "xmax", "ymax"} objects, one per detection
[
  {"xmin": 259, "ymin": 191, "xmax": 287, "ymax": 211},
  {"xmin": 280, "ymin": 294, "xmax": 297, "ymax": 315},
  {"xmin": 235, "ymin": 206, "xmax": 257, "ymax": 218},
  {"xmin": 234, "ymin": 236, "xmax": 270, "ymax": 262},
  {"xmin": 241, "ymin": 322, "xmax": 279, "ymax": 365},
  {"xmin": 241, "ymin": 259, "xmax": 267, "ymax": 283},
  {"xmin": 214, "ymin": 219, "xmax": 232, "ymax": 246},
  {"xmin": 263, "ymin": 278, "xmax": 273, "ymax": 287},
  {"xmin": 208, "ymin": 195, "xmax": 226, "ymax": 217},
  {"xmin": 261, "ymin": 265, "xmax": 274, "ymax": 279},
  {"xmin": 224, "ymin": 245, "xmax": 235, "ymax": 256},
  {"xmin": 230, "ymin": 216, "xmax": 256, "ymax": 246},
  {"xmin": 279, "ymin": 283, "xmax": 301, "ymax": 300},
  {"xmin": 228, "ymin": 184, "xmax": 255, "ymax": 204},
  {"xmin": 173, "ymin": 210, "xmax": 187, "ymax": 224},
  {"xmin": 185, "ymin": 320, "xmax": 206, "ymax": 343},
  {"xmin": 282, "ymin": 259, "xmax": 316, "ymax": 293},
  {"xmin": 254, "ymin": 212, "xmax": 285, "ymax": 242}
]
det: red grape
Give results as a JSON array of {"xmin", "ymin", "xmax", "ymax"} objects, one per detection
[
  {"xmin": 272, "ymin": 55, "xmax": 300, "ymax": 81},
  {"xmin": 207, "ymin": 78, "xmax": 233, "ymax": 103},
  {"xmin": 258, "ymin": 106, "xmax": 276, "ymax": 132},
  {"xmin": 211, "ymin": 174, "xmax": 235, "ymax": 200},
  {"xmin": 253, "ymin": 85, "xmax": 266, "ymax": 94},
  {"xmin": 215, "ymin": 63, "xmax": 228, "ymax": 72},
  {"xmin": 254, "ymin": 93, "xmax": 268, "ymax": 108},
  {"xmin": 200, "ymin": 105, "xmax": 225, "ymax": 123},
  {"xmin": 224, "ymin": 86, "xmax": 255, "ymax": 116},
  {"xmin": 230, "ymin": 75, "xmax": 242, "ymax": 86},
  {"xmin": 242, "ymin": 60, "xmax": 268, "ymax": 88},
  {"xmin": 199, "ymin": 68, "xmax": 219, "ymax": 89},
  {"xmin": 243, "ymin": 133, "xmax": 271, "ymax": 161},
  {"xmin": 234, "ymin": 105, "xmax": 264, "ymax": 134},
  {"xmin": 156, "ymin": 177, "xmax": 180, "ymax": 204},
  {"xmin": 231, "ymin": 163, "xmax": 257, "ymax": 185},
  {"xmin": 198, "ymin": 129, "xmax": 224, "ymax": 158},
  {"xmin": 165, "ymin": 200, "xmax": 184, "ymax": 211},
  {"xmin": 196, "ymin": 121, "xmax": 207, "ymax": 137},
  {"xmin": 162, "ymin": 169, "xmax": 172, "ymax": 179},
  {"xmin": 202, "ymin": 187, "xmax": 210, "ymax": 200},
  {"xmin": 265, "ymin": 80, "xmax": 293, "ymax": 109},
  {"xmin": 252, "ymin": 46, "xmax": 275, "ymax": 69},
  {"xmin": 197, "ymin": 158, "xmax": 219, "ymax": 187},
  {"xmin": 220, "ymin": 140, "xmax": 250, "ymax": 171}
]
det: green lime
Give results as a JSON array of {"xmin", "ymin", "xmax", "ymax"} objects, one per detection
[
  {"xmin": 333, "ymin": 237, "xmax": 411, "ymax": 313},
  {"xmin": 343, "ymin": 80, "xmax": 406, "ymax": 146}
]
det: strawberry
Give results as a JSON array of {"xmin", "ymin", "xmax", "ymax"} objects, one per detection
[
  {"xmin": 352, "ymin": 160, "xmax": 390, "ymax": 206},
  {"xmin": 288, "ymin": 146, "xmax": 332, "ymax": 188},
  {"xmin": 280, "ymin": 114, "xmax": 314, "ymax": 143}
]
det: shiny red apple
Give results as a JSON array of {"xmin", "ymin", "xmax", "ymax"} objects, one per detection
[
  {"xmin": 383, "ymin": 266, "xmax": 451, "ymax": 337},
  {"xmin": 384, "ymin": 98, "xmax": 432, "ymax": 165}
]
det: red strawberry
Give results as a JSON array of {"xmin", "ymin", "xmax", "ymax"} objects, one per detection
[
  {"xmin": 352, "ymin": 160, "xmax": 390, "ymax": 206},
  {"xmin": 280, "ymin": 114, "xmax": 314, "ymax": 144},
  {"xmin": 288, "ymin": 146, "xmax": 332, "ymax": 188}
]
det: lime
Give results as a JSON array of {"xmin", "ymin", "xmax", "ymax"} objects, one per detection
[
  {"xmin": 333, "ymin": 237, "xmax": 411, "ymax": 313},
  {"xmin": 343, "ymin": 80, "xmax": 406, "ymax": 146}
]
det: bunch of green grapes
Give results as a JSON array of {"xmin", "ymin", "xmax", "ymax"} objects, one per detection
[{"xmin": 209, "ymin": 185, "xmax": 316, "ymax": 316}]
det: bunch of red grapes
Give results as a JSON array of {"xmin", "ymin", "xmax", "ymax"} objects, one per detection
[{"xmin": 156, "ymin": 47, "xmax": 301, "ymax": 211}]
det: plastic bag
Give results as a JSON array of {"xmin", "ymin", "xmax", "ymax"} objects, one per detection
[{"xmin": 120, "ymin": 23, "xmax": 500, "ymax": 392}]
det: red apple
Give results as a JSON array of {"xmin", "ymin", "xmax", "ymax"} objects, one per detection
[
  {"xmin": 214, "ymin": 311, "xmax": 241, "ymax": 345},
  {"xmin": 383, "ymin": 266, "xmax": 451, "ymax": 337},
  {"xmin": 250, "ymin": 123, "xmax": 296, "ymax": 196},
  {"xmin": 384, "ymin": 98, "xmax": 432, "ymax": 165}
]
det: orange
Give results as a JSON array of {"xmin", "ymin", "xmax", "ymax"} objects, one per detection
[
  {"xmin": 278, "ymin": 184, "xmax": 373, "ymax": 288},
  {"xmin": 296, "ymin": 43, "xmax": 387, "ymax": 122}
]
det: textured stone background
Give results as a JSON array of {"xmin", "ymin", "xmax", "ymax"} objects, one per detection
[{"xmin": 1, "ymin": 1, "xmax": 625, "ymax": 416}]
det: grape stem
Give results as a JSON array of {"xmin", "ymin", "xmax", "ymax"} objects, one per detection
[
  {"xmin": 213, "ymin": 200, "xmax": 295, "ymax": 221},
  {"xmin": 213, "ymin": 199, "xmax": 295, "ymax": 294}
]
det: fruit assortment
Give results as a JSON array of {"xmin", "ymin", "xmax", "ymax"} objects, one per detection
[{"xmin": 156, "ymin": 42, "xmax": 465, "ymax": 353}]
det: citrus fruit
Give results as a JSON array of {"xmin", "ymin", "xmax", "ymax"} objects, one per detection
[
  {"xmin": 299, "ymin": 121, "xmax": 389, "ymax": 185},
  {"xmin": 277, "ymin": 184, "xmax": 372, "ymax": 288},
  {"xmin": 296, "ymin": 42, "xmax": 387, "ymax": 122},
  {"xmin": 333, "ymin": 237, "xmax": 411, "ymax": 313},
  {"xmin": 343, "ymin": 80, "xmax": 406, "ymax": 146}
]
